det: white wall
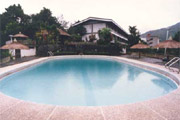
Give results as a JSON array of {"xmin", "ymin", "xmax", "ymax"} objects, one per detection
[
  {"xmin": 6, "ymin": 40, "xmax": 12, "ymax": 44},
  {"xmin": 6, "ymin": 40, "xmax": 36, "ymax": 57},
  {"xmin": 82, "ymin": 23, "xmax": 128, "ymax": 42},
  {"xmin": 147, "ymin": 37, "xmax": 159, "ymax": 47},
  {"xmin": 9, "ymin": 48, "xmax": 36, "ymax": 58},
  {"xmin": 21, "ymin": 48, "xmax": 36, "ymax": 57},
  {"xmin": 82, "ymin": 23, "xmax": 106, "ymax": 41},
  {"xmin": 110, "ymin": 28, "xmax": 127, "ymax": 41},
  {"xmin": 83, "ymin": 23, "xmax": 106, "ymax": 33},
  {"xmin": 83, "ymin": 24, "xmax": 92, "ymax": 33},
  {"xmin": 82, "ymin": 34, "xmax": 99, "ymax": 41},
  {"xmin": 82, "ymin": 34, "xmax": 90, "ymax": 41},
  {"xmin": 140, "ymin": 37, "xmax": 147, "ymax": 42},
  {"xmin": 93, "ymin": 23, "xmax": 106, "ymax": 32}
]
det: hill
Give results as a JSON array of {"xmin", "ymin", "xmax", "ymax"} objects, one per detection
[{"xmin": 141, "ymin": 22, "xmax": 180, "ymax": 41}]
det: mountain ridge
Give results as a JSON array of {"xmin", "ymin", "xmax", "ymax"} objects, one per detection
[{"xmin": 141, "ymin": 22, "xmax": 180, "ymax": 41}]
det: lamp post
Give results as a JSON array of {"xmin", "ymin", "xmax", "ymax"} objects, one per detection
[
  {"xmin": 166, "ymin": 29, "xmax": 169, "ymax": 40},
  {"xmin": 165, "ymin": 28, "xmax": 172, "ymax": 56}
]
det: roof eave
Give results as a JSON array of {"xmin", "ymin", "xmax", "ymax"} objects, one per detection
[{"xmin": 72, "ymin": 17, "xmax": 128, "ymax": 36}]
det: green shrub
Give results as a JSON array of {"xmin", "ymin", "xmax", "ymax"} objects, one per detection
[{"xmin": 0, "ymin": 50, "xmax": 10, "ymax": 59}]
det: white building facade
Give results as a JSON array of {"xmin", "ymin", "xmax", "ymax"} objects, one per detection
[
  {"xmin": 72, "ymin": 17, "xmax": 129, "ymax": 45},
  {"xmin": 146, "ymin": 34, "xmax": 160, "ymax": 47}
]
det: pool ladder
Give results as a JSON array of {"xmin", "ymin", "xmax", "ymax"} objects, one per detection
[
  {"xmin": 48, "ymin": 51, "xmax": 54, "ymax": 56},
  {"xmin": 165, "ymin": 57, "xmax": 180, "ymax": 73}
]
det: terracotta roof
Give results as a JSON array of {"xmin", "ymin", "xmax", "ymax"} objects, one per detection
[
  {"xmin": 13, "ymin": 32, "xmax": 28, "ymax": 38},
  {"xmin": 153, "ymin": 40, "xmax": 180, "ymax": 49},
  {"xmin": 58, "ymin": 29, "xmax": 70, "ymax": 36},
  {"xmin": 131, "ymin": 43, "xmax": 150, "ymax": 49},
  {"xmin": 67, "ymin": 42, "xmax": 95, "ymax": 45},
  {"xmin": 0, "ymin": 41, "xmax": 29, "ymax": 50}
]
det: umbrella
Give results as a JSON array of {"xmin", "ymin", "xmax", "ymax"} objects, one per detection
[
  {"xmin": 153, "ymin": 39, "xmax": 180, "ymax": 55},
  {"xmin": 131, "ymin": 43, "xmax": 150, "ymax": 49},
  {"xmin": 0, "ymin": 41, "xmax": 29, "ymax": 50},
  {"xmin": 154, "ymin": 40, "xmax": 180, "ymax": 48},
  {"xmin": 131, "ymin": 43, "xmax": 150, "ymax": 58},
  {"xmin": 13, "ymin": 32, "xmax": 28, "ymax": 38}
]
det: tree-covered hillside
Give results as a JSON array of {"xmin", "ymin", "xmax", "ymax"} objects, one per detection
[{"xmin": 141, "ymin": 22, "xmax": 180, "ymax": 41}]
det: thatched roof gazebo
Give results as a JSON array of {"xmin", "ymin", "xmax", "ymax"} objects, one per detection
[
  {"xmin": 131, "ymin": 43, "xmax": 150, "ymax": 49},
  {"xmin": 0, "ymin": 41, "xmax": 29, "ymax": 59},
  {"xmin": 0, "ymin": 42, "xmax": 29, "ymax": 50},
  {"xmin": 131, "ymin": 43, "xmax": 150, "ymax": 58},
  {"xmin": 153, "ymin": 39, "xmax": 180, "ymax": 55},
  {"xmin": 154, "ymin": 40, "xmax": 180, "ymax": 49},
  {"xmin": 13, "ymin": 32, "xmax": 28, "ymax": 38}
]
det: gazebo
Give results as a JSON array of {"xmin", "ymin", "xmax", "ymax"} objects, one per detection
[
  {"xmin": 13, "ymin": 32, "xmax": 28, "ymax": 38},
  {"xmin": 130, "ymin": 43, "xmax": 150, "ymax": 58},
  {"xmin": 153, "ymin": 39, "xmax": 180, "ymax": 61},
  {"xmin": 154, "ymin": 39, "xmax": 180, "ymax": 54},
  {"xmin": 0, "ymin": 41, "xmax": 29, "ymax": 59}
]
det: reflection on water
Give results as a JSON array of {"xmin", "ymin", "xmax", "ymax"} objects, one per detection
[
  {"xmin": 0, "ymin": 58, "xmax": 177, "ymax": 106},
  {"xmin": 127, "ymin": 66, "xmax": 142, "ymax": 81},
  {"xmin": 81, "ymin": 69, "xmax": 96, "ymax": 106},
  {"xmin": 151, "ymin": 78, "xmax": 177, "ymax": 95}
]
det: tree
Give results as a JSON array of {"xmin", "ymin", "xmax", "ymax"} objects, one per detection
[
  {"xmin": 97, "ymin": 28, "xmax": 112, "ymax": 45},
  {"xmin": 4, "ymin": 22, "xmax": 21, "ymax": 37},
  {"xmin": 34, "ymin": 8, "xmax": 59, "ymax": 26},
  {"xmin": 35, "ymin": 25, "xmax": 59, "ymax": 45},
  {"xmin": 128, "ymin": 26, "xmax": 141, "ymax": 46},
  {"xmin": 70, "ymin": 34, "xmax": 82, "ymax": 42},
  {"xmin": 0, "ymin": 4, "xmax": 68, "ymax": 48},
  {"xmin": 58, "ymin": 15, "xmax": 69, "ymax": 29},
  {"xmin": 68, "ymin": 25, "xmax": 86, "ymax": 42},
  {"xmin": 0, "ymin": 4, "xmax": 30, "ymax": 44},
  {"xmin": 30, "ymin": 7, "xmax": 62, "ymax": 39},
  {"xmin": 2, "ymin": 4, "xmax": 25, "ymax": 27},
  {"xmin": 68, "ymin": 25, "xmax": 86, "ymax": 36},
  {"xmin": 173, "ymin": 31, "xmax": 180, "ymax": 42}
]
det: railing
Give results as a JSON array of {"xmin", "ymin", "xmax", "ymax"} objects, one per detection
[
  {"xmin": 165, "ymin": 57, "xmax": 179, "ymax": 68},
  {"xmin": 48, "ymin": 51, "xmax": 54, "ymax": 56},
  {"xmin": 165, "ymin": 57, "xmax": 180, "ymax": 73}
]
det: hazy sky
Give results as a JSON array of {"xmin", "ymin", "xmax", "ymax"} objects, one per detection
[{"xmin": 1, "ymin": 0, "xmax": 180, "ymax": 33}]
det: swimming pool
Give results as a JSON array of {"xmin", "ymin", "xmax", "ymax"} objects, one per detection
[{"xmin": 0, "ymin": 57, "xmax": 177, "ymax": 106}]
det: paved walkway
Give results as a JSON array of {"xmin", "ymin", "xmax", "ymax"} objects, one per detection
[
  {"xmin": 0, "ymin": 56, "xmax": 39, "ymax": 68},
  {"xmin": 122, "ymin": 55, "xmax": 180, "ymax": 69},
  {"xmin": 0, "ymin": 56, "xmax": 39, "ymax": 67}
]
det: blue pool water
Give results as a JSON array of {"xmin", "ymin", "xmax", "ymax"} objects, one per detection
[{"xmin": 0, "ymin": 58, "xmax": 177, "ymax": 106}]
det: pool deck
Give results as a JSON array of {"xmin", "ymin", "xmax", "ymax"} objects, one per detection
[{"xmin": 0, "ymin": 55, "xmax": 180, "ymax": 120}]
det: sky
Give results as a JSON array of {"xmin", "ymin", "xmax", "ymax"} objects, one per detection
[{"xmin": 0, "ymin": 0, "xmax": 180, "ymax": 34}]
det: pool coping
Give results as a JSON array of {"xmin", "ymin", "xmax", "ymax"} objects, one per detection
[{"xmin": 0, "ymin": 55, "xmax": 180, "ymax": 120}]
